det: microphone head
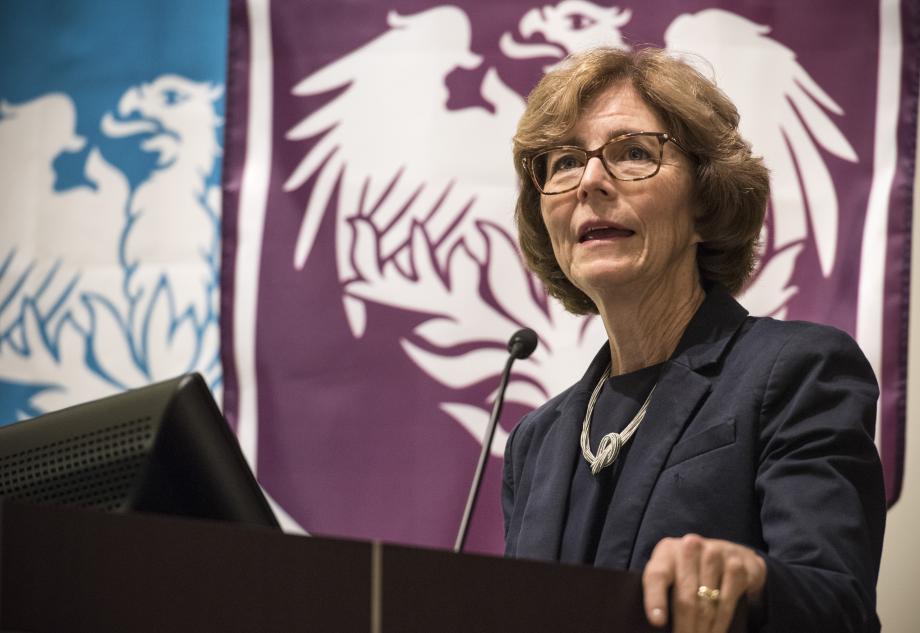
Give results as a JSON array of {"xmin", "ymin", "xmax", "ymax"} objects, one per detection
[{"xmin": 507, "ymin": 328, "xmax": 538, "ymax": 359}]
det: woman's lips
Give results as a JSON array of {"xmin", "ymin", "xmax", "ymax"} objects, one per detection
[{"xmin": 578, "ymin": 226, "xmax": 635, "ymax": 243}]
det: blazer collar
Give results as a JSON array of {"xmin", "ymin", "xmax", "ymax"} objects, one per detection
[
  {"xmin": 514, "ymin": 285, "xmax": 749, "ymax": 563},
  {"xmin": 669, "ymin": 284, "xmax": 750, "ymax": 372}
]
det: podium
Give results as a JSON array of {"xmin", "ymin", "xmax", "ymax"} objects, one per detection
[{"xmin": 0, "ymin": 501, "xmax": 746, "ymax": 632}]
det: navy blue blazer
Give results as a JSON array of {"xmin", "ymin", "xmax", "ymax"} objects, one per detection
[{"xmin": 503, "ymin": 286, "xmax": 885, "ymax": 633}]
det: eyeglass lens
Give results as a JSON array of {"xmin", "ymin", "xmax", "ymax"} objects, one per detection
[{"xmin": 534, "ymin": 134, "xmax": 663, "ymax": 193}]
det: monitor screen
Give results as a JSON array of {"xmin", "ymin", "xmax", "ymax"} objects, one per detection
[{"xmin": 0, "ymin": 373, "xmax": 279, "ymax": 529}]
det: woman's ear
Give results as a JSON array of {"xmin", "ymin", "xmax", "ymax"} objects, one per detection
[{"xmin": 690, "ymin": 203, "xmax": 705, "ymax": 245}]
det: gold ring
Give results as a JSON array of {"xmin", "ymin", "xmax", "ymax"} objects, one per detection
[{"xmin": 697, "ymin": 585, "xmax": 721, "ymax": 602}]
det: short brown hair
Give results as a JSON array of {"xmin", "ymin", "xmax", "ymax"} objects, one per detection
[{"xmin": 513, "ymin": 47, "xmax": 769, "ymax": 314}]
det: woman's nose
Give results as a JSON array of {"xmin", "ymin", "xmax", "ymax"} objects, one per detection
[{"xmin": 577, "ymin": 156, "xmax": 615, "ymax": 201}]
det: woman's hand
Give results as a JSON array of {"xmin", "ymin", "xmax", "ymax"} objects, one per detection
[{"xmin": 642, "ymin": 534, "xmax": 766, "ymax": 633}]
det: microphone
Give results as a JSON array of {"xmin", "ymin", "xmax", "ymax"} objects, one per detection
[
  {"xmin": 508, "ymin": 327, "xmax": 538, "ymax": 359},
  {"xmin": 454, "ymin": 328, "xmax": 538, "ymax": 553}
]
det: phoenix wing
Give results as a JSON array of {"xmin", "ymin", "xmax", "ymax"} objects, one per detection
[
  {"xmin": 285, "ymin": 7, "xmax": 523, "ymax": 335},
  {"xmin": 665, "ymin": 9, "xmax": 857, "ymax": 313}
]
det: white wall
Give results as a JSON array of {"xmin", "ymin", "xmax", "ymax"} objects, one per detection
[{"xmin": 876, "ymin": 92, "xmax": 920, "ymax": 632}]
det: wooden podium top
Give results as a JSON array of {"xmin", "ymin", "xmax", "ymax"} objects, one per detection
[{"xmin": 0, "ymin": 501, "xmax": 745, "ymax": 633}]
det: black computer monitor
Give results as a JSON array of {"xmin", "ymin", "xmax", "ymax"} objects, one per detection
[{"xmin": 0, "ymin": 373, "xmax": 279, "ymax": 529}]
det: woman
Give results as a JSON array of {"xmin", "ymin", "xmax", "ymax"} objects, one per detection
[{"xmin": 502, "ymin": 48, "xmax": 885, "ymax": 633}]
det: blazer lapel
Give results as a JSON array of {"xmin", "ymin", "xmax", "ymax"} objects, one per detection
[
  {"xmin": 594, "ymin": 285, "xmax": 750, "ymax": 569},
  {"xmin": 514, "ymin": 346, "xmax": 611, "ymax": 560},
  {"xmin": 593, "ymin": 362, "xmax": 711, "ymax": 569}
]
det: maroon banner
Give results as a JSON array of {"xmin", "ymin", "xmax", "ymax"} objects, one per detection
[{"xmin": 222, "ymin": 0, "xmax": 919, "ymax": 551}]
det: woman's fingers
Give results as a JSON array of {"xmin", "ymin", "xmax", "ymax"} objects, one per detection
[
  {"xmin": 696, "ymin": 540, "xmax": 725, "ymax": 633},
  {"xmin": 711, "ymin": 555, "xmax": 749, "ymax": 633},
  {"xmin": 673, "ymin": 534, "xmax": 704, "ymax": 632},
  {"xmin": 642, "ymin": 536, "xmax": 767, "ymax": 633},
  {"xmin": 643, "ymin": 538, "xmax": 677, "ymax": 627}
]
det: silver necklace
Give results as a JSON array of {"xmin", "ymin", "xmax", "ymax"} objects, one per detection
[{"xmin": 580, "ymin": 363, "xmax": 656, "ymax": 476}]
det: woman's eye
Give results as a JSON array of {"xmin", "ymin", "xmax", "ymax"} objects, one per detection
[
  {"xmin": 624, "ymin": 145, "xmax": 651, "ymax": 161},
  {"xmin": 551, "ymin": 154, "xmax": 583, "ymax": 173}
]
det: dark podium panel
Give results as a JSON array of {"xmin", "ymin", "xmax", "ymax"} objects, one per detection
[{"xmin": 0, "ymin": 501, "xmax": 745, "ymax": 633}]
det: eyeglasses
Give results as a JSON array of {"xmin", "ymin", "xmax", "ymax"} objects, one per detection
[{"xmin": 523, "ymin": 132, "xmax": 690, "ymax": 195}]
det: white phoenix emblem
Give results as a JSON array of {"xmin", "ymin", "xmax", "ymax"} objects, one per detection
[
  {"xmin": 283, "ymin": 3, "xmax": 856, "ymax": 454},
  {"xmin": 0, "ymin": 75, "xmax": 223, "ymax": 416}
]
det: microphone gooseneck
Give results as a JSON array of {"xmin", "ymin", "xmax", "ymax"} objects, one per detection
[{"xmin": 454, "ymin": 328, "xmax": 539, "ymax": 553}]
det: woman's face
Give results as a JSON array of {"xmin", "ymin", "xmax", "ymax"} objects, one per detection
[{"xmin": 540, "ymin": 82, "xmax": 700, "ymax": 304}]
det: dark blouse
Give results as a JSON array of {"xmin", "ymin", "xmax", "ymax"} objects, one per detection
[{"xmin": 560, "ymin": 362, "xmax": 661, "ymax": 564}]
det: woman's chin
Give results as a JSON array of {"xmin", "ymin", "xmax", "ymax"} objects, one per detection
[{"xmin": 570, "ymin": 260, "xmax": 642, "ymax": 297}]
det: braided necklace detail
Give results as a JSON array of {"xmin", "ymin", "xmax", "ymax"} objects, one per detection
[{"xmin": 580, "ymin": 363, "xmax": 656, "ymax": 476}]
